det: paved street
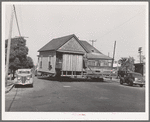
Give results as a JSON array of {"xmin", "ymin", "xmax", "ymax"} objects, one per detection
[{"xmin": 5, "ymin": 77, "xmax": 145, "ymax": 112}]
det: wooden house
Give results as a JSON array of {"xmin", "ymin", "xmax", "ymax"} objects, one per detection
[
  {"xmin": 37, "ymin": 34, "xmax": 113, "ymax": 77},
  {"xmin": 80, "ymin": 40, "xmax": 113, "ymax": 72}
]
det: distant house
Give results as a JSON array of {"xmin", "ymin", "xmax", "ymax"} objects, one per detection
[
  {"xmin": 37, "ymin": 34, "xmax": 112, "ymax": 77},
  {"xmin": 80, "ymin": 40, "xmax": 113, "ymax": 72}
]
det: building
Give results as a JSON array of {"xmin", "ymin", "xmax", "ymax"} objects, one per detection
[
  {"xmin": 134, "ymin": 63, "xmax": 145, "ymax": 76},
  {"xmin": 37, "ymin": 34, "xmax": 113, "ymax": 77}
]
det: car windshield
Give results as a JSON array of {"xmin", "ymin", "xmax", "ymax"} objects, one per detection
[{"xmin": 18, "ymin": 71, "xmax": 30, "ymax": 74}]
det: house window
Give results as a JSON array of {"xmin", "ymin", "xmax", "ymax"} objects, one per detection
[
  {"xmin": 48, "ymin": 55, "xmax": 52, "ymax": 70},
  {"xmin": 95, "ymin": 60, "xmax": 99, "ymax": 66},
  {"xmin": 99, "ymin": 60, "xmax": 110, "ymax": 67},
  {"xmin": 40, "ymin": 56, "xmax": 43, "ymax": 68},
  {"xmin": 88, "ymin": 60, "xmax": 95, "ymax": 66}
]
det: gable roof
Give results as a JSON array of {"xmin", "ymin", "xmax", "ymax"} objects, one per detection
[
  {"xmin": 38, "ymin": 34, "xmax": 75, "ymax": 52},
  {"xmin": 38, "ymin": 34, "xmax": 107, "ymax": 57},
  {"xmin": 80, "ymin": 40, "xmax": 102, "ymax": 54},
  {"xmin": 38, "ymin": 34, "xmax": 89, "ymax": 53},
  {"xmin": 38, "ymin": 34, "xmax": 112, "ymax": 60}
]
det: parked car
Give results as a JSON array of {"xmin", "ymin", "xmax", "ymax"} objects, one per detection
[
  {"xmin": 14, "ymin": 69, "xmax": 33, "ymax": 87},
  {"xmin": 120, "ymin": 72, "xmax": 145, "ymax": 87}
]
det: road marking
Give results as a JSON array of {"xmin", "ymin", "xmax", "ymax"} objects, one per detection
[
  {"xmin": 98, "ymin": 97, "xmax": 109, "ymax": 100},
  {"xmin": 63, "ymin": 86, "xmax": 71, "ymax": 87}
]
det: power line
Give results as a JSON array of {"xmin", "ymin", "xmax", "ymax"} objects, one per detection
[
  {"xmin": 99, "ymin": 10, "xmax": 145, "ymax": 39},
  {"xmin": 13, "ymin": 5, "xmax": 21, "ymax": 36}
]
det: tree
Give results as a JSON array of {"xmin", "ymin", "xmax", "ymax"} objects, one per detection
[
  {"xmin": 118, "ymin": 57, "xmax": 135, "ymax": 72},
  {"xmin": 24, "ymin": 56, "xmax": 34, "ymax": 68},
  {"xmin": 5, "ymin": 37, "xmax": 34, "ymax": 79}
]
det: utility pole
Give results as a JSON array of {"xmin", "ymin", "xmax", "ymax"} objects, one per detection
[
  {"xmin": 13, "ymin": 5, "xmax": 21, "ymax": 36},
  {"xmin": 5, "ymin": 6, "xmax": 14, "ymax": 86},
  {"xmin": 89, "ymin": 40, "xmax": 97, "ymax": 46},
  {"xmin": 15, "ymin": 36, "xmax": 28, "ymax": 39},
  {"xmin": 138, "ymin": 47, "xmax": 142, "ymax": 63},
  {"xmin": 111, "ymin": 41, "xmax": 116, "ymax": 68}
]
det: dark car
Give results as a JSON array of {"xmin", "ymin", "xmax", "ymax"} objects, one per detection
[{"xmin": 120, "ymin": 72, "xmax": 145, "ymax": 87}]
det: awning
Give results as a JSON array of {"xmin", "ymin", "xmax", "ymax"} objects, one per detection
[{"xmin": 86, "ymin": 53, "xmax": 113, "ymax": 60}]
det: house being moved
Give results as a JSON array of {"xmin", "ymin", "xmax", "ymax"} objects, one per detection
[{"xmin": 37, "ymin": 34, "xmax": 113, "ymax": 77}]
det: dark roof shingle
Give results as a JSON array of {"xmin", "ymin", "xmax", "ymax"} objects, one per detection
[
  {"xmin": 38, "ymin": 35, "xmax": 111, "ymax": 60},
  {"xmin": 86, "ymin": 53, "xmax": 113, "ymax": 60},
  {"xmin": 80, "ymin": 40, "xmax": 102, "ymax": 54},
  {"xmin": 38, "ymin": 34, "xmax": 75, "ymax": 52}
]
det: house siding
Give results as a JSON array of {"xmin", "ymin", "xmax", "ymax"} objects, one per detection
[
  {"xmin": 62, "ymin": 54, "xmax": 83, "ymax": 71},
  {"xmin": 57, "ymin": 37, "xmax": 86, "ymax": 53},
  {"xmin": 38, "ymin": 51, "xmax": 56, "ymax": 74},
  {"xmin": 37, "ymin": 34, "xmax": 112, "ymax": 76}
]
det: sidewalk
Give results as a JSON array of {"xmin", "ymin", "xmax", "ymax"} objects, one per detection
[{"xmin": 5, "ymin": 80, "xmax": 15, "ymax": 93}]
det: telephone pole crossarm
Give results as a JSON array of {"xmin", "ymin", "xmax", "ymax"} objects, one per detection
[{"xmin": 89, "ymin": 40, "xmax": 97, "ymax": 46}]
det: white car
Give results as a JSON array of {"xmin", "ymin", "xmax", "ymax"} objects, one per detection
[{"xmin": 14, "ymin": 69, "xmax": 33, "ymax": 87}]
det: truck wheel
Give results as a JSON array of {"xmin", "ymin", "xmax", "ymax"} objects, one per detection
[
  {"xmin": 129, "ymin": 79, "xmax": 133, "ymax": 86},
  {"xmin": 120, "ymin": 77, "xmax": 124, "ymax": 84},
  {"xmin": 140, "ymin": 84, "xmax": 143, "ymax": 87},
  {"xmin": 120, "ymin": 79, "xmax": 123, "ymax": 84}
]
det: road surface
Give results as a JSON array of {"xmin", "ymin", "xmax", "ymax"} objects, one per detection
[{"xmin": 5, "ymin": 77, "xmax": 145, "ymax": 112}]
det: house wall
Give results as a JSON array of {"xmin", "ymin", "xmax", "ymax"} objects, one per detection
[
  {"xmin": 38, "ymin": 51, "xmax": 56, "ymax": 74},
  {"xmin": 57, "ymin": 37, "xmax": 85, "ymax": 72},
  {"xmin": 57, "ymin": 37, "xmax": 86, "ymax": 53},
  {"xmin": 62, "ymin": 54, "xmax": 83, "ymax": 71}
]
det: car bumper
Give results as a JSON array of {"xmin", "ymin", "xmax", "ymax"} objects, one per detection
[
  {"xmin": 133, "ymin": 81, "xmax": 145, "ymax": 85},
  {"xmin": 14, "ymin": 80, "xmax": 33, "ymax": 85},
  {"xmin": 15, "ymin": 82, "xmax": 33, "ymax": 85}
]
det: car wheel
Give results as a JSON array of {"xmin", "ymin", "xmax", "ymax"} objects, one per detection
[{"xmin": 140, "ymin": 84, "xmax": 143, "ymax": 87}]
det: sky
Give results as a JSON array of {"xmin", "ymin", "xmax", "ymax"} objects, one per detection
[{"xmin": 4, "ymin": 2, "xmax": 148, "ymax": 65}]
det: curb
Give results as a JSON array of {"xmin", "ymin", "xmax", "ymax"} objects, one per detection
[{"xmin": 5, "ymin": 84, "xmax": 15, "ymax": 93}]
